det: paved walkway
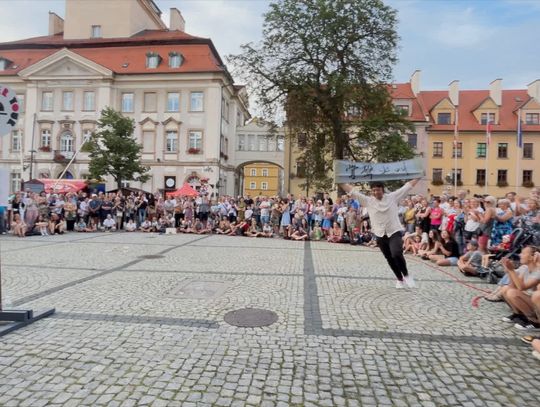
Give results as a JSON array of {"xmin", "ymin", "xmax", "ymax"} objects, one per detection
[{"xmin": 0, "ymin": 233, "xmax": 538, "ymax": 407}]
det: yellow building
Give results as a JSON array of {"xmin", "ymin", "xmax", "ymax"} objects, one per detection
[
  {"xmin": 243, "ymin": 163, "xmax": 281, "ymax": 196},
  {"xmin": 421, "ymin": 79, "xmax": 540, "ymax": 197}
]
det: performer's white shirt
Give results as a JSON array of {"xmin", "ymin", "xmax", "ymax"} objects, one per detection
[{"xmin": 349, "ymin": 182, "xmax": 413, "ymax": 238}]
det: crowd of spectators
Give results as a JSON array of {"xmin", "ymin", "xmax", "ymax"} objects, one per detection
[{"xmin": 3, "ymin": 184, "xmax": 540, "ymax": 360}]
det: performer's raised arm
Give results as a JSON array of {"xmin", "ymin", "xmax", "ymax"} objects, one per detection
[{"xmin": 337, "ymin": 182, "xmax": 368, "ymax": 206}]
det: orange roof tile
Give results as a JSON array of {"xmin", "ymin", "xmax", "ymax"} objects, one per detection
[{"xmin": 389, "ymin": 83, "xmax": 426, "ymax": 122}]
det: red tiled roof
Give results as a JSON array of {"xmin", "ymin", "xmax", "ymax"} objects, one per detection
[
  {"xmin": 0, "ymin": 30, "xmax": 224, "ymax": 76},
  {"xmin": 389, "ymin": 83, "xmax": 426, "ymax": 122}
]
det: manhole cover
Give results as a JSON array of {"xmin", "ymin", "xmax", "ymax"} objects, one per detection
[
  {"xmin": 224, "ymin": 308, "xmax": 278, "ymax": 327},
  {"xmin": 139, "ymin": 254, "xmax": 164, "ymax": 259}
]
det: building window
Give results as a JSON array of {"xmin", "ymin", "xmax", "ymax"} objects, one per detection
[
  {"xmin": 261, "ymin": 182, "xmax": 268, "ymax": 190},
  {"xmin": 143, "ymin": 92, "xmax": 157, "ymax": 112},
  {"xmin": 476, "ymin": 143, "xmax": 486, "ymax": 158},
  {"xmin": 523, "ymin": 170, "xmax": 533, "ymax": 184},
  {"xmin": 250, "ymin": 168, "xmax": 257, "ymax": 176},
  {"xmin": 452, "ymin": 142, "xmax": 463, "ymax": 158},
  {"xmin": 395, "ymin": 105, "xmax": 409, "ymax": 116},
  {"xmin": 296, "ymin": 161, "xmax": 306, "ymax": 178},
  {"xmin": 525, "ymin": 113, "xmax": 539, "ymax": 125},
  {"xmin": 451, "ymin": 168, "xmax": 462, "ymax": 183},
  {"xmin": 142, "ymin": 131, "xmax": 154, "ymax": 152},
  {"xmin": 523, "ymin": 143, "xmax": 533, "ymax": 159},
  {"xmin": 498, "ymin": 143, "xmax": 508, "ymax": 158},
  {"xmin": 497, "ymin": 169, "xmax": 508, "ymax": 184},
  {"xmin": 480, "ymin": 112, "xmax": 496, "ymax": 125},
  {"xmin": 433, "ymin": 142, "xmax": 443, "ymax": 157},
  {"xmin": 167, "ymin": 92, "xmax": 179, "ymax": 112},
  {"xmin": 60, "ymin": 132, "xmax": 74, "ymax": 152},
  {"xmin": 146, "ymin": 53, "xmax": 160, "ymax": 69},
  {"xmin": 121, "ymin": 93, "xmax": 134, "ymax": 112},
  {"xmin": 62, "ymin": 91, "xmax": 74, "ymax": 111},
  {"xmin": 41, "ymin": 129, "xmax": 51, "ymax": 147},
  {"xmin": 437, "ymin": 112, "xmax": 451, "ymax": 125},
  {"xmin": 166, "ymin": 131, "xmax": 178, "ymax": 152},
  {"xmin": 297, "ymin": 133, "xmax": 307, "ymax": 148},
  {"xmin": 190, "ymin": 92, "xmax": 204, "ymax": 112},
  {"xmin": 237, "ymin": 135, "xmax": 245, "ymax": 151},
  {"xmin": 262, "ymin": 168, "xmax": 269, "ymax": 177},
  {"xmin": 188, "ymin": 131, "xmax": 203, "ymax": 150},
  {"xmin": 248, "ymin": 134, "xmax": 256, "ymax": 151},
  {"xmin": 277, "ymin": 136, "xmax": 284, "ymax": 152},
  {"xmin": 91, "ymin": 25, "xmax": 102, "ymax": 38},
  {"xmin": 10, "ymin": 172, "xmax": 21, "ymax": 193},
  {"xmin": 476, "ymin": 169, "xmax": 486, "ymax": 185},
  {"xmin": 0, "ymin": 58, "xmax": 10, "ymax": 71},
  {"xmin": 432, "ymin": 168, "xmax": 442, "ymax": 182},
  {"xmin": 169, "ymin": 52, "xmax": 183, "ymax": 68},
  {"xmin": 249, "ymin": 182, "xmax": 256, "ymax": 190},
  {"xmin": 83, "ymin": 91, "xmax": 95, "ymax": 111},
  {"xmin": 41, "ymin": 91, "xmax": 53, "ymax": 111},
  {"xmin": 258, "ymin": 135, "xmax": 268, "ymax": 151},
  {"xmin": 11, "ymin": 130, "xmax": 22, "ymax": 152},
  {"xmin": 407, "ymin": 133, "xmax": 417, "ymax": 149},
  {"xmin": 16, "ymin": 94, "xmax": 24, "ymax": 113}
]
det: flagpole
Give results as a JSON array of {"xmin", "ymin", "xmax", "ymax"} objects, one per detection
[
  {"xmin": 454, "ymin": 108, "xmax": 458, "ymax": 196},
  {"xmin": 485, "ymin": 120, "xmax": 490, "ymax": 195},
  {"xmin": 516, "ymin": 109, "xmax": 522, "ymax": 195}
]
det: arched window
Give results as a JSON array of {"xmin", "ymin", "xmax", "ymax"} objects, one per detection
[{"xmin": 60, "ymin": 132, "xmax": 74, "ymax": 152}]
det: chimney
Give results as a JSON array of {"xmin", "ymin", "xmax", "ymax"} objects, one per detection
[
  {"xmin": 410, "ymin": 70, "xmax": 421, "ymax": 96},
  {"xmin": 489, "ymin": 78, "xmax": 502, "ymax": 106},
  {"xmin": 169, "ymin": 8, "xmax": 185, "ymax": 31},
  {"xmin": 48, "ymin": 12, "xmax": 64, "ymax": 36},
  {"xmin": 448, "ymin": 80, "xmax": 459, "ymax": 106},
  {"xmin": 527, "ymin": 79, "xmax": 540, "ymax": 101}
]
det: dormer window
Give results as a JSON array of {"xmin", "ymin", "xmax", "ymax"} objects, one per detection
[
  {"xmin": 481, "ymin": 112, "xmax": 496, "ymax": 125},
  {"xmin": 146, "ymin": 52, "xmax": 161, "ymax": 69},
  {"xmin": 0, "ymin": 57, "xmax": 11, "ymax": 71},
  {"xmin": 169, "ymin": 52, "xmax": 184, "ymax": 68},
  {"xmin": 437, "ymin": 112, "xmax": 451, "ymax": 125},
  {"xmin": 91, "ymin": 25, "xmax": 102, "ymax": 38}
]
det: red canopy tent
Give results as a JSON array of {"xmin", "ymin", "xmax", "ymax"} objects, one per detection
[
  {"xmin": 24, "ymin": 179, "xmax": 87, "ymax": 194},
  {"xmin": 169, "ymin": 183, "xmax": 199, "ymax": 197}
]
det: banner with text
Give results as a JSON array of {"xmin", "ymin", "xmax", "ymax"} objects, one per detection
[{"xmin": 334, "ymin": 158, "xmax": 424, "ymax": 184}]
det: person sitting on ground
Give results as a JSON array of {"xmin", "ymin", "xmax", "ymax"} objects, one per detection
[
  {"xmin": 48, "ymin": 213, "xmax": 65, "ymax": 235},
  {"xmin": 11, "ymin": 213, "xmax": 27, "ymax": 237},
  {"xmin": 103, "ymin": 214, "xmax": 117, "ymax": 232},
  {"xmin": 150, "ymin": 217, "xmax": 160, "ymax": 232},
  {"xmin": 457, "ymin": 239, "xmax": 483, "ymax": 276},
  {"xmin": 140, "ymin": 219, "xmax": 152, "ymax": 232},
  {"xmin": 84, "ymin": 217, "xmax": 98, "ymax": 233},
  {"xmin": 125, "ymin": 219, "xmax": 137, "ymax": 232},
  {"xmin": 35, "ymin": 214, "xmax": 49, "ymax": 236},
  {"xmin": 500, "ymin": 246, "xmax": 540, "ymax": 330},
  {"xmin": 246, "ymin": 218, "xmax": 264, "ymax": 237},
  {"xmin": 75, "ymin": 218, "xmax": 87, "ymax": 233},
  {"xmin": 404, "ymin": 235, "xmax": 423, "ymax": 255},
  {"xmin": 261, "ymin": 222, "xmax": 273, "ymax": 238},
  {"xmin": 417, "ymin": 229, "xmax": 441, "ymax": 258},
  {"xmin": 428, "ymin": 230, "xmax": 461, "ymax": 266},
  {"xmin": 327, "ymin": 222, "xmax": 343, "ymax": 243},
  {"xmin": 193, "ymin": 218, "xmax": 209, "ymax": 234},
  {"xmin": 290, "ymin": 219, "xmax": 309, "ymax": 241},
  {"xmin": 215, "ymin": 218, "xmax": 231, "ymax": 235},
  {"xmin": 310, "ymin": 221, "xmax": 323, "ymax": 241}
]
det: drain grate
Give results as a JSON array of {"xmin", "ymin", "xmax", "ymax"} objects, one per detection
[
  {"xmin": 224, "ymin": 308, "xmax": 278, "ymax": 328},
  {"xmin": 139, "ymin": 254, "xmax": 165, "ymax": 259}
]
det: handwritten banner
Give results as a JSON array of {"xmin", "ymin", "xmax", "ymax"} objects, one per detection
[{"xmin": 334, "ymin": 158, "xmax": 424, "ymax": 183}]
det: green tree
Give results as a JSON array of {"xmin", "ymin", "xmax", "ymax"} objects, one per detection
[
  {"xmin": 87, "ymin": 107, "xmax": 150, "ymax": 189},
  {"xmin": 229, "ymin": 0, "xmax": 414, "ymax": 191}
]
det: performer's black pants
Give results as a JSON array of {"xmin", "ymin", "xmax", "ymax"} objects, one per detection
[{"xmin": 376, "ymin": 232, "xmax": 409, "ymax": 280}]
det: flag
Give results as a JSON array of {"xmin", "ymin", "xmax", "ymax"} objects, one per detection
[
  {"xmin": 517, "ymin": 109, "xmax": 523, "ymax": 148},
  {"xmin": 486, "ymin": 119, "xmax": 492, "ymax": 145}
]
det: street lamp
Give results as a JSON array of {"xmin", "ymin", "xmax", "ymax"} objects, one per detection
[{"xmin": 29, "ymin": 149, "xmax": 36, "ymax": 180}]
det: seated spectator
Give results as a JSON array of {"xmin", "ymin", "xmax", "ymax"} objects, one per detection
[
  {"xmin": 500, "ymin": 246, "xmax": 540, "ymax": 330},
  {"xmin": 140, "ymin": 219, "xmax": 152, "ymax": 232},
  {"xmin": 290, "ymin": 219, "xmax": 309, "ymax": 241},
  {"xmin": 125, "ymin": 219, "xmax": 137, "ymax": 232},
  {"xmin": 310, "ymin": 222, "xmax": 323, "ymax": 241},
  {"xmin": 11, "ymin": 214, "xmax": 27, "ymax": 237},
  {"xmin": 48, "ymin": 213, "xmax": 65, "ymax": 235},
  {"xmin": 246, "ymin": 218, "xmax": 263, "ymax": 237},
  {"xmin": 35, "ymin": 214, "xmax": 49, "ymax": 236},
  {"xmin": 404, "ymin": 235, "xmax": 423, "ymax": 255},
  {"xmin": 327, "ymin": 222, "xmax": 343, "ymax": 243},
  {"xmin": 457, "ymin": 240, "xmax": 483, "ymax": 276},
  {"xmin": 429, "ymin": 230, "xmax": 461, "ymax": 266},
  {"xmin": 75, "ymin": 219, "xmax": 87, "ymax": 233},
  {"xmin": 215, "ymin": 219, "xmax": 231, "ymax": 235},
  {"xmin": 261, "ymin": 222, "xmax": 273, "ymax": 238},
  {"xmin": 418, "ymin": 229, "xmax": 441, "ymax": 258},
  {"xmin": 103, "ymin": 214, "xmax": 116, "ymax": 232}
]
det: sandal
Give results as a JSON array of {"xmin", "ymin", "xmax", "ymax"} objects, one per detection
[
  {"xmin": 521, "ymin": 335, "xmax": 540, "ymax": 344},
  {"xmin": 484, "ymin": 293, "xmax": 503, "ymax": 302}
]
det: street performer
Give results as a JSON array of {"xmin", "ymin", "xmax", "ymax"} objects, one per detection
[{"xmin": 338, "ymin": 178, "xmax": 421, "ymax": 288}]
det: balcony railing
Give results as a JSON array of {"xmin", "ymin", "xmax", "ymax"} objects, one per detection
[{"xmin": 53, "ymin": 150, "xmax": 75, "ymax": 163}]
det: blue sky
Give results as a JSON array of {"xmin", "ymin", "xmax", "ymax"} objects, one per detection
[{"xmin": 0, "ymin": 0, "xmax": 539, "ymax": 91}]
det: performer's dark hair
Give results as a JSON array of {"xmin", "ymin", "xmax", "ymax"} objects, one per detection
[{"xmin": 370, "ymin": 181, "xmax": 385, "ymax": 190}]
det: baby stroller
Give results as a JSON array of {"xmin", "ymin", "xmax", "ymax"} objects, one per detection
[{"xmin": 477, "ymin": 228, "xmax": 535, "ymax": 284}]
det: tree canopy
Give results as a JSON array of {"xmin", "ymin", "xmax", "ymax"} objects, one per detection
[
  {"xmin": 229, "ymin": 0, "xmax": 414, "ymax": 192},
  {"xmin": 86, "ymin": 107, "xmax": 150, "ymax": 189}
]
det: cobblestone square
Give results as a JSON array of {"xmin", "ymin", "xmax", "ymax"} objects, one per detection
[{"xmin": 0, "ymin": 233, "xmax": 538, "ymax": 406}]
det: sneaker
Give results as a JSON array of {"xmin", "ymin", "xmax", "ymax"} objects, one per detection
[
  {"xmin": 403, "ymin": 275, "xmax": 416, "ymax": 288},
  {"xmin": 395, "ymin": 280, "xmax": 406, "ymax": 289},
  {"xmin": 502, "ymin": 313, "xmax": 524, "ymax": 323},
  {"xmin": 514, "ymin": 320, "xmax": 540, "ymax": 331}
]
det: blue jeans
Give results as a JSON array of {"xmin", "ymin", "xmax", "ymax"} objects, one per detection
[{"xmin": 138, "ymin": 208, "xmax": 147, "ymax": 226}]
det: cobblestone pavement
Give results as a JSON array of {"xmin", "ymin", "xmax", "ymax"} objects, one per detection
[{"xmin": 0, "ymin": 233, "xmax": 538, "ymax": 406}]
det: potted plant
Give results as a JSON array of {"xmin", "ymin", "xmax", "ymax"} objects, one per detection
[
  {"xmin": 39, "ymin": 145, "xmax": 51, "ymax": 152},
  {"xmin": 54, "ymin": 152, "xmax": 65, "ymax": 161},
  {"xmin": 187, "ymin": 147, "xmax": 200, "ymax": 154},
  {"xmin": 496, "ymin": 181, "xmax": 509, "ymax": 188},
  {"xmin": 476, "ymin": 181, "xmax": 486, "ymax": 187},
  {"xmin": 431, "ymin": 179, "xmax": 444, "ymax": 186},
  {"xmin": 522, "ymin": 180, "xmax": 535, "ymax": 188}
]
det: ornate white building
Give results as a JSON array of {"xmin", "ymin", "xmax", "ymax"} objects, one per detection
[{"xmin": 0, "ymin": 0, "xmax": 250, "ymax": 195}]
